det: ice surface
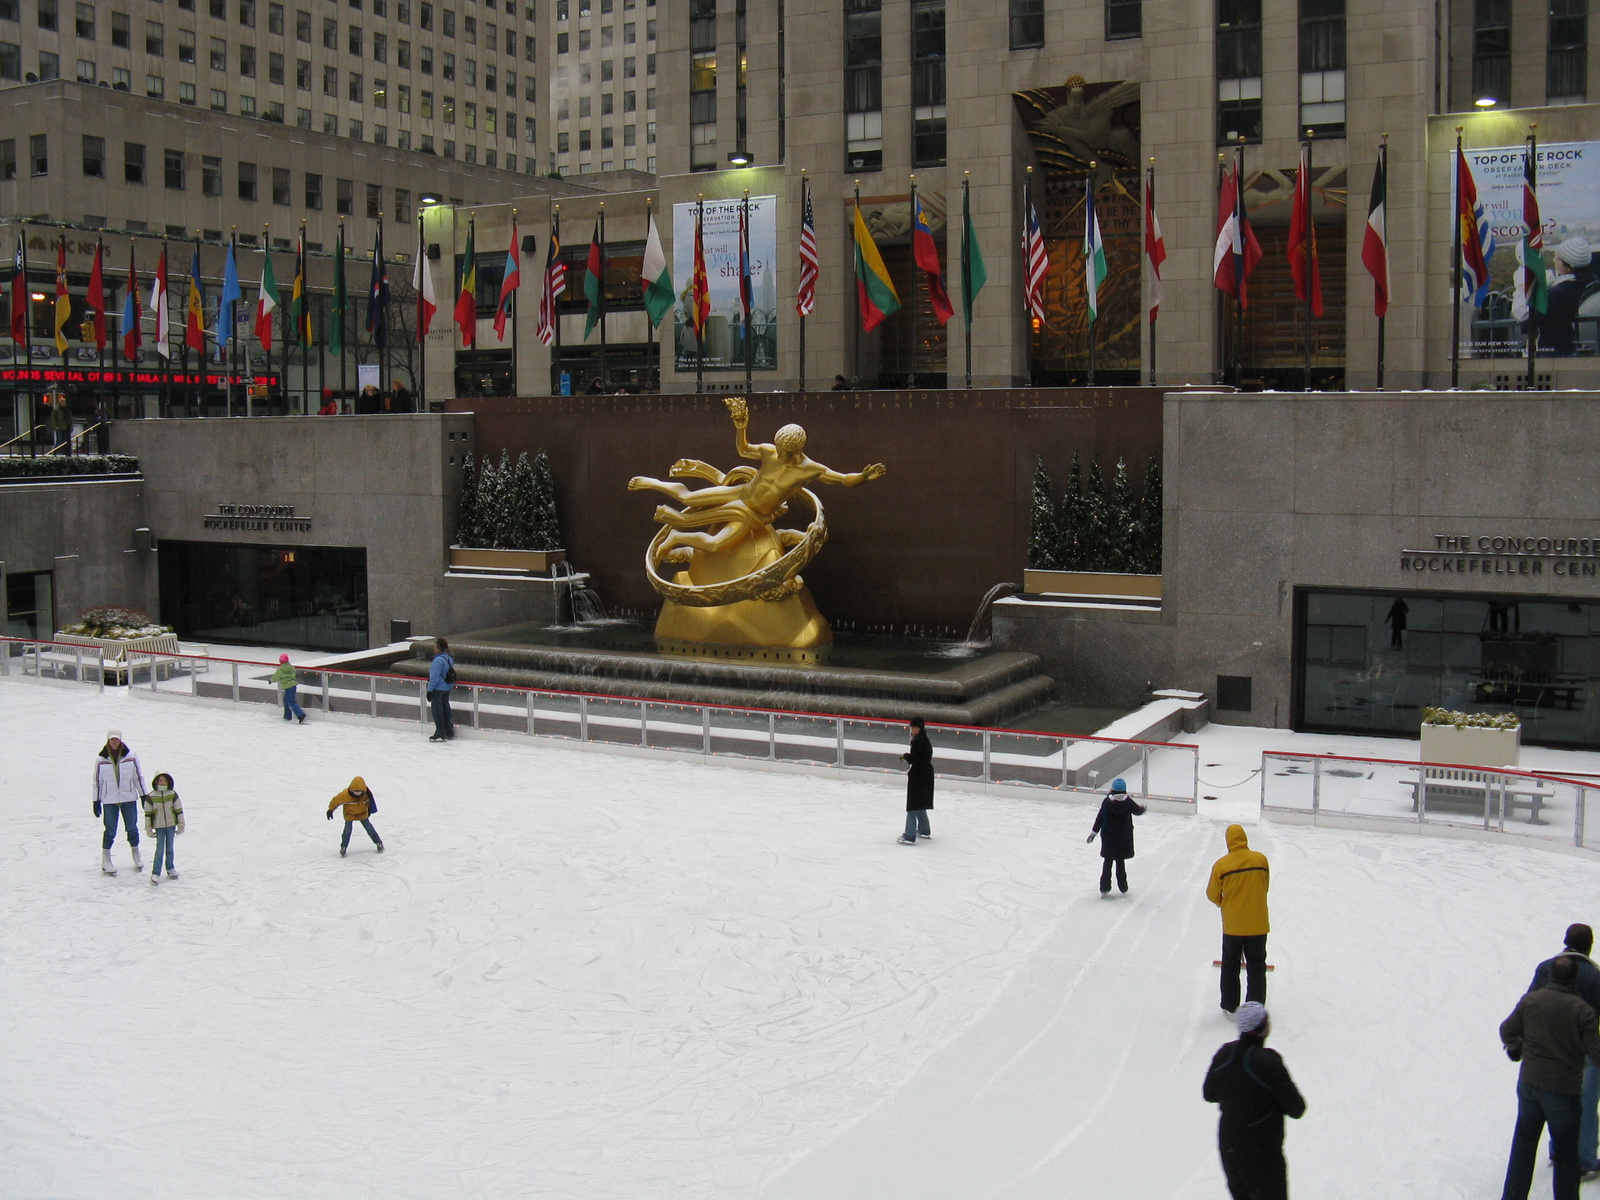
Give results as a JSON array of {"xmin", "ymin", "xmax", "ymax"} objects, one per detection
[{"xmin": 2, "ymin": 680, "xmax": 1596, "ymax": 1199}]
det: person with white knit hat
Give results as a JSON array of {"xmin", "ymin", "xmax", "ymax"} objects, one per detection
[
  {"xmin": 1543, "ymin": 237, "xmax": 1595, "ymax": 357},
  {"xmin": 1204, "ymin": 1002, "xmax": 1306, "ymax": 1199},
  {"xmin": 92, "ymin": 730, "xmax": 147, "ymax": 876}
]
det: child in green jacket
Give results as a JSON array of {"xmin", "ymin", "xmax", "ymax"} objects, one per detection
[
  {"xmin": 142, "ymin": 772, "xmax": 184, "ymax": 885},
  {"xmin": 271, "ymin": 654, "xmax": 306, "ymax": 723}
]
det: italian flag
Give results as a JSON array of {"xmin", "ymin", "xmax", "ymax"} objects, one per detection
[
  {"xmin": 641, "ymin": 210, "xmax": 673, "ymax": 330},
  {"xmin": 254, "ymin": 250, "xmax": 279, "ymax": 351},
  {"xmin": 853, "ymin": 203, "xmax": 900, "ymax": 332}
]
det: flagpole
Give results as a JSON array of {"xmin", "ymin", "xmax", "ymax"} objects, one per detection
[
  {"xmin": 159, "ymin": 239, "xmax": 171, "ymax": 418},
  {"xmin": 852, "ymin": 180, "xmax": 861, "ymax": 388},
  {"xmin": 377, "ymin": 216, "xmax": 389, "ymax": 399},
  {"xmin": 1023, "ymin": 165, "xmax": 1033, "ymax": 388},
  {"xmin": 1526, "ymin": 123, "xmax": 1539, "ymax": 391},
  {"xmin": 1376, "ymin": 136, "xmax": 1388, "ymax": 390},
  {"xmin": 743, "ymin": 188, "xmax": 753, "ymax": 394},
  {"xmin": 338, "ymin": 218, "xmax": 347, "ymax": 408},
  {"xmin": 1234, "ymin": 138, "xmax": 1246, "ymax": 387},
  {"xmin": 909, "ymin": 174, "xmax": 919, "ymax": 389},
  {"xmin": 229, "ymin": 229, "xmax": 240, "ymax": 415},
  {"xmin": 95, "ymin": 237, "xmax": 106, "ymax": 424},
  {"xmin": 798, "ymin": 170, "xmax": 808, "ymax": 393},
  {"xmin": 1451, "ymin": 127, "xmax": 1464, "ymax": 389},
  {"xmin": 416, "ymin": 213, "xmax": 427, "ymax": 410},
  {"xmin": 1086, "ymin": 166, "xmax": 1097, "ymax": 388},
  {"xmin": 598, "ymin": 202, "xmax": 609, "ymax": 390},
  {"xmin": 58, "ymin": 233, "xmax": 68, "ymax": 382},
  {"xmin": 961, "ymin": 171, "xmax": 972, "ymax": 390},
  {"xmin": 1302, "ymin": 131, "xmax": 1314, "ymax": 393},
  {"xmin": 192, "ymin": 231, "xmax": 203, "ymax": 413},
  {"xmin": 644, "ymin": 199, "xmax": 654, "ymax": 393},
  {"xmin": 551, "ymin": 205, "xmax": 563, "ymax": 394},
  {"xmin": 300, "ymin": 221, "xmax": 310, "ymax": 417},
  {"xmin": 696, "ymin": 194, "xmax": 705, "ymax": 395},
  {"xmin": 20, "ymin": 223, "xmax": 34, "ymax": 455},
  {"xmin": 1146, "ymin": 160, "xmax": 1156, "ymax": 387},
  {"xmin": 508, "ymin": 208, "xmax": 519, "ymax": 397}
]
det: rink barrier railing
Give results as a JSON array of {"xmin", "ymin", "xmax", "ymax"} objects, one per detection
[
  {"xmin": 0, "ymin": 636, "xmax": 1201, "ymax": 806},
  {"xmin": 1260, "ymin": 750, "xmax": 1599, "ymax": 850}
]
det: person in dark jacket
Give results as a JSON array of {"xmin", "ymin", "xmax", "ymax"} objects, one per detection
[
  {"xmin": 427, "ymin": 637, "xmax": 456, "ymax": 742},
  {"xmin": 1203, "ymin": 1002, "xmax": 1306, "ymax": 1200},
  {"xmin": 1501, "ymin": 955, "xmax": 1600, "ymax": 1200},
  {"xmin": 1528, "ymin": 925, "xmax": 1600, "ymax": 1181},
  {"xmin": 898, "ymin": 716, "xmax": 933, "ymax": 844},
  {"xmin": 1088, "ymin": 777, "xmax": 1147, "ymax": 894}
]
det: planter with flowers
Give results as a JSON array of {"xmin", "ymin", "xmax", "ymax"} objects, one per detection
[{"xmin": 1419, "ymin": 706, "xmax": 1522, "ymax": 769}]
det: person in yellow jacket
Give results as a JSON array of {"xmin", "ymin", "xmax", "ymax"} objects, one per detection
[
  {"xmin": 326, "ymin": 777, "xmax": 384, "ymax": 858},
  {"xmin": 1207, "ymin": 823, "xmax": 1270, "ymax": 1014}
]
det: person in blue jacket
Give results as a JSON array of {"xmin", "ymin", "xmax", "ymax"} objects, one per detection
[{"xmin": 427, "ymin": 637, "xmax": 456, "ymax": 742}]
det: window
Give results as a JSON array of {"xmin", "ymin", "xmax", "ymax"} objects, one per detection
[
  {"xmin": 578, "ymin": 127, "xmax": 589, "ymax": 149},
  {"xmin": 145, "ymin": 71, "xmax": 162, "ymax": 95},
  {"xmin": 322, "ymin": 62, "xmax": 335, "ymax": 92},
  {"xmin": 577, "ymin": 25, "xmax": 587, "ymax": 48},
  {"xmin": 29, "ymin": 133, "xmax": 47, "ymax": 175},
  {"xmin": 210, "ymin": 86, "xmax": 225, "ymax": 107},
  {"xmin": 348, "ymin": 69, "xmax": 361, "ymax": 99},
  {"xmin": 208, "ymin": 0, "xmax": 222, "ymax": 15},
  {"xmin": 268, "ymin": 49, "xmax": 282, "ymax": 81},
  {"xmin": 110, "ymin": 8, "xmax": 127, "ymax": 45},
  {"xmin": 600, "ymin": 124, "xmax": 612, "ymax": 147},
  {"xmin": 164, "ymin": 146, "xmax": 184, "ymax": 187},
  {"xmin": 123, "ymin": 140, "xmax": 146, "ymax": 182},
  {"xmin": 462, "ymin": 55, "xmax": 474, "ymax": 83},
  {"xmin": 622, "ymin": 122, "xmax": 633, "ymax": 145},
  {"xmin": 178, "ymin": 27, "xmax": 194, "ymax": 59},
  {"xmin": 555, "ymin": 30, "xmax": 564, "ymax": 51},
  {"xmin": 464, "ymin": 97, "xmax": 475, "ymax": 125},
  {"xmin": 239, "ymin": 41, "xmax": 254, "ymax": 73},
  {"xmin": 398, "ymin": 128, "xmax": 409, "ymax": 148},
  {"xmin": 556, "ymin": 129, "xmax": 567, "ymax": 152},
  {"xmin": 462, "ymin": 11, "xmax": 472, "ymax": 39},
  {"xmin": 238, "ymin": 158, "xmax": 256, "ymax": 198},
  {"xmin": 1549, "ymin": 0, "xmax": 1587, "ymax": 103},
  {"xmin": 74, "ymin": 1, "xmax": 92, "ymax": 37},
  {"xmin": 202, "ymin": 153, "xmax": 221, "ymax": 193},
  {"xmin": 209, "ymin": 35, "xmax": 225, "ymax": 67},
  {"xmin": 440, "ymin": 4, "xmax": 451, "ymax": 33},
  {"xmin": 373, "ymin": 75, "xmax": 384, "ymax": 104},
  {"xmin": 843, "ymin": 0, "xmax": 881, "ymax": 172},
  {"xmin": 295, "ymin": 104, "xmax": 308, "ymax": 123},
  {"xmin": 372, "ymin": 29, "xmax": 384, "ymax": 59},
  {"xmin": 524, "ymin": 32, "xmax": 534, "ymax": 58},
  {"xmin": 600, "ymin": 91, "xmax": 611, "ymax": 113},
  {"xmin": 363, "ymin": 181, "xmax": 380, "ymax": 216},
  {"xmin": 397, "ymin": 36, "xmax": 408, "ymax": 65},
  {"xmin": 623, "ymin": 54, "xmax": 634, "ymax": 76},
  {"xmin": 38, "ymin": 0, "xmax": 56, "ymax": 29},
  {"xmin": 420, "ymin": 86, "xmax": 431, "ymax": 115},
  {"xmin": 484, "ymin": 62, "xmax": 494, "ymax": 89},
  {"xmin": 420, "ymin": 43, "xmax": 431, "ymax": 71},
  {"xmin": 322, "ymin": 111, "xmax": 335, "ymax": 131},
  {"xmin": 294, "ymin": 55, "xmax": 307, "ymax": 85},
  {"xmin": 272, "ymin": 164, "xmax": 289, "ymax": 202},
  {"xmin": 1299, "ymin": 0, "xmax": 1344, "ymax": 134},
  {"xmin": 485, "ymin": 103, "xmax": 495, "ymax": 131},
  {"xmin": 0, "ymin": 141, "xmax": 14, "ymax": 181},
  {"xmin": 911, "ymin": 0, "xmax": 945, "ymax": 165},
  {"xmin": 418, "ymin": 0, "xmax": 429, "ymax": 26},
  {"xmin": 524, "ymin": 113, "xmax": 534, "ymax": 141},
  {"xmin": 295, "ymin": 6, "xmax": 307, "ymax": 38},
  {"xmin": 600, "ymin": 57, "xmax": 611, "ymax": 79},
  {"xmin": 240, "ymin": 92, "xmax": 256, "ymax": 113},
  {"xmin": 442, "ymin": 49, "xmax": 453, "ymax": 78},
  {"xmin": 301, "ymin": 171, "xmax": 322, "ymax": 207},
  {"xmin": 577, "ymin": 94, "xmax": 588, "ymax": 116},
  {"xmin": 397, "ymin": 80, "xmax": 409, "ymax": 108},
  {"xmin": 622, "ymin": 20, "xmax": 632, "ymax": 42},
  {"xmin": 623, "ymin": 87, "xmax": 634, "ymax": 110},
  {"xmin": 321, "ymin": 14, "xmax": 334, "ymax": 46},
  {"xmin": 336, "ymin": 176, "xmax": 352, "ymax": 212},
  {"xmin": 81, "ymin": 133, "xmax": 104, "ymax": 176},
  {"xmin": 38, "ymin": 48, "xmax": 59, "ymax": 76},
  {"xmin": 1473, "ymin": 0, "xmax": 1510, "ymax": 105},
  {"xmin": 1217, "ymin": 0, "xmax": 1263, "ymax": 143},
  {"xmin": 371, "ymin": 123, "xmax": 385, "ymax": 142},
  {"xmin": 442, "ymin": 92, "xmax": 453, "ymax": 120},
  {"xmin": 238, "ymin": 0, "xmax": 253, "ymax": 25},
  {"xmin": 1009, "ymin": 0, "xmax": 1041, "ymax": 48},
  {"xmin": 268, "ymin": 0, "xmax": 282, "ymax": 31}
]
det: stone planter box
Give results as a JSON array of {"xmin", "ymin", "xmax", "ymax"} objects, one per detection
[
  {"xmin": 1419, "ymin": 722, "xmax": 1521, "ymax": 769},
  {"xmin": 448, "ymin": 546, "xmax": 567, "ymax": 575},
  {"xmin": 1023, "ymin": 569, "xmax": 1162, "ymax": 602}
]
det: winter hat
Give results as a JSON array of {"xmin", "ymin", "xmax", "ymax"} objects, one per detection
[
  {"xmin": 279, "ymin": 653, "xmax": 290, "ymax": 663},
  {"xmin": 1111, "ymin": 778, "xmax": 1128, "ymax": 793},
  {"xmin": 1235, "ymin": 1002, "xmax": 1268, "ymax": 1035},
  {"xmin": 348, "ymin": 776, "xmax": 367, "ymax": 793},
  {"xmin": 106, "ymin": 729, "xmax": 122, "ymax": 741},
  {"xmin": 1557, "ymin": 236, "xmax": 1593, "ymax": 267}
]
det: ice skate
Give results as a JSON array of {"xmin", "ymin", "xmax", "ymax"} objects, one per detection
[
  {"xmin": 166, "ymin": 871, "xmax": 178, "ymax": 880},
  {"xmin": 297, "ymin": 713, "xmax": 306, "ymax": 724},
  {"xmin": 101, "ymin": 850, "xmax": 117, "ymax": 876},
  {"xmin": 375, "ymin": 842, "xmax": 385, "ymax": 853},
  {"xmin": 897, "ymin": 836, "xmax": 917, "ymax": 845},
  {"xmin": 339, "ymin": 847, "xmax": 347, "ymax": 857},
  {"xmin": 131, "ymin": 846, "xmax": 143, "ymax": 871},
  {"xmin": 150, "ymin": 874, "xmax": 159, "ymax": 886}
]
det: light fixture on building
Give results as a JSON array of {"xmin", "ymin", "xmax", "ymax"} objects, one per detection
[
  {"xmin": 727, "ymin": 150, "xmax": 753, "ymax": 167},
  {"xmin": 30, "ymin": 292, "xmax": 46, "ymax": 302},
  {"xmin": 1475, "ymin": 96, "xmax": 1497, "ymax": 107},
  {"xmin": 419, "ymin": 192, "xmax": 443, "ymax": 205}
]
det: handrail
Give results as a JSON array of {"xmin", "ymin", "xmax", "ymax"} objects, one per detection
[
  {"xmin": 0, "ymin": 424, "xmax": 46, "ymax": 453},
  {"xmin": 1261, "ymin": 749, "xmax": 1593, "ymax": 790}
]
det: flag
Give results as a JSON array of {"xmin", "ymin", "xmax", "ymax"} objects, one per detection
[
  {"xmin": 962, "ymin": 184, "xmax": 987, "ymax": 325},
  {"xmin": 1145, "ymin": 174, "xmax": 1166, "ymax": 323},
  {"xmin": 912, "ymin": 192, "xmax": 953, "ymax": 326},
  {"xmin": 852, "ymin": 202, "xmax": 900, "ymax": 332},
  {"xmin": 1023, "ymin": 196, "xmax": 1047, "ymax": 324},
  {"xmin": 1083, "ymin": 180, "xmax": 1108, "ymax": 324},
  {"xmin": 86, "ymin": 240, "xmax": 107, "ymax": 351},
  {"xmin": 150, "ymin": 247, "xmax": 170, "ymax": 358},
  {"xmin": 493, "ymin": 218, "xmax": 520, "ymax": 340},
  {"xmin": 455, "ymin": 222, "xmax": 478, "ymax": 347},
  {"xmin": 1213, "ymin": 161, "xmax": 1263, "ymax": 307},
  {"xmin": 797, "ymin": 185, "xmax": 818, "ymax": 317},
  {"xmin": 1287, "ymin": 147, "xmax": 1324, "ymax": 318},
  {"xmin": 1456, "ymin": 144, "xmax": 1495, "ymax": 306},
  {"xmin": 254, "ymin": 247, "xmax": 279, "ymax": 351},
  {"xmin": 53, "ymin": 237, "xmax": 70, "ymax": 354},
  {"xmin": 292, "ymin": 234, "xmax": 312, "ymax": 349},
  {"xmin": 535, "ymin": 230, "xmax": 561, "ymax": 346},
  {"xmin": 582, "ymin": 219, "xmax": 604, "ymax": 340},
  {"xmin": 218, "ymin": 239, "xmax": 242, "ymax": 353},
  {"xmin": 1520, "ymin": 147, "xmax": 1548, "ymax": 319},
  {"xmin": 366, "ymin": 222, "xmax": 390, "ymax": 346},
  {"xmin": 8, "ymin": 236, "xmax": 25, "ymax": 346},
  {"xmin": 412, "ymin": 222, "xmax": 437, "ymax": 341},
  {"xmin": 690, "ymin": 208, "xmax": 711, "ymax": 339},
  {"xmin": 184, "ymin": 244, "xmax": 206, "ymax": 354},
  {"xmin": 1361, "ymin": 151, "xmax": 1389, "ymax": 318},
  {"xmin": 738, "ymin": 202, "xmax": 753, "ymax": 345},
  {"xmin": 641, "ymin": 209, "xmax": 673, "ymax": 329},
  {"xmin": 328, "ymin": 229, "xmax": 346, "ymax": 356},
  {"xmin": 120, "ymin": 246, "xmax": 142, "ymax": 361}
]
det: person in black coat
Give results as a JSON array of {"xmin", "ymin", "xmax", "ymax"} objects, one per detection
[
  {"xmin": 898, "ymin": 716, "xmax": 934, "ymax": 844},
  {"xmin": 1088, "ymin": 777, "xmax": 1147, "ymax": 894},
  {"xmin": 1204, "ymin": 1002, "xmax": 1306, "ymax": 1200}
]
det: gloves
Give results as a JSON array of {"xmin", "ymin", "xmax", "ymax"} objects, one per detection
[
  {"xmin": 94, "ymin": 800, "xmax": 102, "ymax": 817},
  {"xmin": 326, "ymin": 810, "xmax": 334, "ymax": 820},
  {"xmin": 1086, "ymin": 833, "xmax": 1096, "ymax": 843},
  {"xmin": 1505, "ymin": 1041, "xmax": 1524, "ymax": 1063}
]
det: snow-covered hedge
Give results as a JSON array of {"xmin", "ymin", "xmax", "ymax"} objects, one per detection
[
  {"xmin": 456, "ymin": 449, "xmax": 564, "ymax": 551},
  {"xmin": 61, "ymin": 607, "xmax": 174, "ymax": 640},
  {"xmin": 1421, "ymin": 706, "xmax": 1521, "ymax": 730},
  {"xmin": 0, "ymin": 454, "xmax": 139, "ymax": 479}
]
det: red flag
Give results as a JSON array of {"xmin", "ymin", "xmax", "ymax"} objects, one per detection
[
  {"xmin": 493, "ymin": 218, "xmax": 520, "ymax": 340},
  {"xmin": 122, "ymin": 247, "xmax": 142, "ymax": 361},
  {"xmin": 911, "ymin": 193, "xmax": 953, "ymax": 326},
  {"xmin": 1288, "ymin": 146, "xmax": 1324, "ymax": 318},
  {"xmin": 1457, "ymin": 144, "xmax": 1491, "ymax": 303},
  {"xmin": 690, "ymin": 207, "xmax": 711, "ymax": 339},
  {"xmin": 1361, "ymin": 149, "xmax": 1389, "ymax": 318},
  {"xmin": 1145, "ymin": 174, "xmax": 1166, "ymax": 323},
  {"xmin": 454, "ymin": 222, "xmax": 478, "ymax": 348},
  {"xmin": 1212, "ymin": 160, "xmax": 1262, "ymax": 307},
  {"xmin": 87, "ymin": 241, "xmax": 107, "ymax": 350}
]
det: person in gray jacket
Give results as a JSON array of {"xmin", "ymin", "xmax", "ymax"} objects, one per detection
[
  {"xmin": 1500, "ymin": 955, "xmax": 1600, "ymax": 1200},
  {"xmin": 93, "ymin": 730, "xmax": 146, "ymax": 876},
  {"xmin": 1529, "ymin": 925, "xmax": 1600, "ymax": 1181}
]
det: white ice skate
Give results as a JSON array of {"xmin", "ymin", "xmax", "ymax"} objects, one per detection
[
  {"xmin": 150, "ymin": 874, "xmax": 159, "ymax": 886},
  {"xmin": 101, "ymin": 850, "xmax": 117, "ymax": 876},
  {"xmin": 131, "ymin": 846, "xmax": 144, "ymax": 871},
  {"xmin": 166, "ymin": 871, "xmax": 179, "ymax": 880}
]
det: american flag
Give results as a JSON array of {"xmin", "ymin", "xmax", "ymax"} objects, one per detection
[
  {"xmin": 796, "ymin": 183, "xmax": 817, "ymax": 317},
  {"xmin": 536, "ymin": 229, "xmax": 565, "ymax": 347},
  {"xmin": 1023, "ymin": 198, "xmax": 1048, "ymax": 323}
]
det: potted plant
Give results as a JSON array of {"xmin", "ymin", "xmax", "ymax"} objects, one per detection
[
  {"xmin": 1023, "ymin": 453, "xmax": 1163, "ymax": 602},
  {"xmin": 1419, "ymin": 706, "xmax": 1522, "ymax": 768},
  {"xmin": 56, "ymin": 607, "xmax": 178, "ymax": 662},
  {"xmin": 448, "ymin": 449, "xmax": 568, "ymax": 574}
]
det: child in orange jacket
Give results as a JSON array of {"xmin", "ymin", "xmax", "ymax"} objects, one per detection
[{"xmin": 327, "ymin": 777, "xmax": 384, "ymax": 857}]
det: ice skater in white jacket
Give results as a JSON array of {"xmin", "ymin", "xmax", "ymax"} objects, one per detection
[{"xmin": 93, "ymin": 729, "xmax": 146, "ymax": 876}]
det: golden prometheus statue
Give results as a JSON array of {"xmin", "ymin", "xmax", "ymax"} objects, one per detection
[{"xmin": 628, "ymin": 397, "xmax": 887, "ymax": 650}]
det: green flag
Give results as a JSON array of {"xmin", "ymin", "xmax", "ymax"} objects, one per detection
[
  {"xmin": 582, "ymin": 218, "xmax": 604, "ymax": 339},
  {"xmin": 962, "ymin": 185, "xmax": 987, "ymax": 326},
  {"xmin": 329, "ymin": 227, "xmax": 347, "ymax": 355},
  {"xmin": 641, "ymin": 210, "xmax": 673, "ymax": 329}
]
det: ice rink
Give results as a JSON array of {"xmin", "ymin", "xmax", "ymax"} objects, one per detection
[{"xmin": 3, "ymin": 678, "xmax": 1598, "ymax": 1199}]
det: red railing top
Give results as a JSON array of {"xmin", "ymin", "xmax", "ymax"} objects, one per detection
[
  {"xmin": 1262, "ymin": 749, "xmax": 1596, "ymax": 790},
  {"xmin": 1, "ymin": 634, "xmax": 1198, "ymax": 753}
]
